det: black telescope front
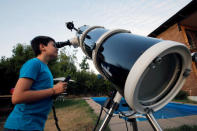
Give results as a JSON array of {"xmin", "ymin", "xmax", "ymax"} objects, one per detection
[{"xmin": 66, "ymin": 23, "xmax": 192, "ymax": 114}]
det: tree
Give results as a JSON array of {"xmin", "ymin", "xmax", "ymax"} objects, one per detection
[
  {"xmin": 0, "ymin": 44, "xmax": 79, "ymax": 94},
  {"xmin": 0, "ymin": 43, "xmax": 34, "ymax": 94},
  {"xmin": 48, "ymin": 50, "xmax": 77, "ymax": 78},
  {"xmin": 79, "ymin": 56, "xmax": 89, "ymax": 71},
  {"xmin": 0, "ymin": 43, "xmax": 116, "ymax": 96}
]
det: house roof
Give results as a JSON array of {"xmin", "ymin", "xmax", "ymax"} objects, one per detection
[{"xmin": 148, "ymin": 0, "xmax": 197, "ymax": 37}]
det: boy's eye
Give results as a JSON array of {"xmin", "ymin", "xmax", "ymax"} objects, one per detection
[{"xmin": 53, "ymin": 44, "xmax": 57, "ymax": 48}]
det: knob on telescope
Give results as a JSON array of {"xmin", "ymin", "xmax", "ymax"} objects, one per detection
[
  {"xmin": 65, "ymin": 21, "xmax": 82, "ymax": 34},
  {"xmin": 66, "ymin": 22, "xmax": 75, "ymax": 31}
]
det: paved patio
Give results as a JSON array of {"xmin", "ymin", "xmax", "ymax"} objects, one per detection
[{"xmin": 85, "ymin": 97, "xmax": 197, "ymax": 131}]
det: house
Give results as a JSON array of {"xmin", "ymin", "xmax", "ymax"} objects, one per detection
[{"xmin": 148, "ymin": 0, "xmax": 197, "ymax": 101}]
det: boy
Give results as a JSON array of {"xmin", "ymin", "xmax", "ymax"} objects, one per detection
[{"xmin": 4, "ymin": 36, "xmax": 67, "ymax": 131}]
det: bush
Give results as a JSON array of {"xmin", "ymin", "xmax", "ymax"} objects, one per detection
[
  {"xmin": 66, "ymin": 71, "xmax": 116, "ymax": 96},
  {"xmin": 174, "ymin": 90, "xmax": 188, "ymax": 100}
]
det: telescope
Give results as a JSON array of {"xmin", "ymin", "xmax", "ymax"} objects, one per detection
[{"xmin": 65, "ymin": 22, "xmax": 192, "ymax": 130}]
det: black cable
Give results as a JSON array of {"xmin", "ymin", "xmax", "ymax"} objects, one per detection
[
  {"xmin": 51, "ymin": 75, "xmax": 71, "ymax": 131},
  {"xmin": 102, "ymin": 108, "xmax": 110, "ymax": 115},
  {"xmin": 92, "ymin": 90, "xmax": 117, "ymax": 131},
  {"xmin": 118, "ymin": 113, "xmax": 128, "ymax": 131},
  {"xmin": 93, "ymin": 106, "xmax": 104, "ymax": 131},
  {"xmin": 52, "ymin": 104, "xmax": 61, "ymax": 131},
  {"xmin": 119, "ymin": 109, "xmax": 136, "ymax": 117},
  {"xmin": 92, "ymin": 101, "xmax": 116, "ymax": 131},
  {"xmin": 118, "ymin": 109, "xmax": 138, "ymax": 131}
]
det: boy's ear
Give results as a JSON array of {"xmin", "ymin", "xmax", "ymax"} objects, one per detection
[{"xmin": 39, "ymin": 43, "xmax": 46, "ymax": 52}]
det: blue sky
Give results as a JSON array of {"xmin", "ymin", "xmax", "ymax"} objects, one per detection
[{"xmin": 0, "ymin": 0, "xmax": 192, "ymax": 73}]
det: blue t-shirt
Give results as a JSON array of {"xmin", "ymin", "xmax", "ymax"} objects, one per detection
[{"xmin": 4, "ymin": 58, "xmax": 54, "ymax": 130}]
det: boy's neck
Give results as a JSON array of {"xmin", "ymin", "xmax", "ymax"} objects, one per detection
[{"xmin": 37, "ymin": 55, "xmax": 49, "ymax": 64}]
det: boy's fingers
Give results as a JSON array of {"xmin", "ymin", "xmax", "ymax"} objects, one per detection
[
  {"xmin": 60, "ymin": 82, "xmax": 67, "ymax": 84},
  {"xmin": 63, "ymin": 82, "xmax": 67, "ymax": 86}
]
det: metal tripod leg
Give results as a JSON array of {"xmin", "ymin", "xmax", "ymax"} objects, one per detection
[
  {"xmin": 146, "ymin": 111, "xmax": 163, "ymax": 131},
  {"xmin": 98, "ymin": 92, "xmax": 122, "ymax": 131},
  {"xmin": 128, "ymin": 118, "xmax": 138, "ymax": 131}
]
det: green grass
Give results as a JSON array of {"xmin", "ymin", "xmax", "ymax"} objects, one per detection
[
  {"xmin": 172, "ymin": 99, "xmax": 197, "ymax": 104},
  {"xmin": 165, "ymin": 125, "xmax": 197, "ymax": 131},
  {"xmin": 46, "ymin": 98, "xmax": 111, "ymax": 131},
  {"xmin": 54, "ymin": 98, "xmax": 86, "ymax": 108},
  {"xmin": 53, "ymin": 98, "xmax": 100, "ymax": 123}
]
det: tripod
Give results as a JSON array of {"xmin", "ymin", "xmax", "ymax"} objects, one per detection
[
  {"xmin": 97, "ymin": 52, "xmax": 197, "ymax": 131},
  {"xmin": 97, "ymin": 92, "xmax": 162, "ymax": 131}
]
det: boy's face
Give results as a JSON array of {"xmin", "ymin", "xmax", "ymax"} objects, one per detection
[{"xmin": 43, "ymin": 41, "xmax": 58, "ymax": 60}]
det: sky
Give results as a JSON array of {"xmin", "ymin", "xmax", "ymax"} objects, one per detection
[{"xmin": 0, "ymin": 0, "xmax": 192, "ymax": 73}]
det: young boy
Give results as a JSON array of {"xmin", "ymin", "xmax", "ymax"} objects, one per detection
[{"xmin": 4, "ymin": 36, "xmax": 67, "ymax": 131}]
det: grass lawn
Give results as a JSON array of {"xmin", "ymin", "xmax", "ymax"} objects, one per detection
[
  {"xmin": 172, "ymin": 99, "xmax": 197, "ymax": 105},
  {"xmin": 165, "ymin": 125, "xmax": 197, "ymax": 131},
  {"xmin": 45, "ymin": 98, "xmax": 110, "ymax": 131}
]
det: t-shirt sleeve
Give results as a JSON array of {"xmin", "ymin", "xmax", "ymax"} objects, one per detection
[{"xmin": 19, "ymin": 59, "xmax": 40, "ymax": 81}]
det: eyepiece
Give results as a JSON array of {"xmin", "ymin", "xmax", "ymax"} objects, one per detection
[{"xmin": 55, "ymin": 40, "xmax": 71, "ymax": 48}]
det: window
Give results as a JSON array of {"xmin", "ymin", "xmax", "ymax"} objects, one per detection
[{"xmin": 185, "ymin": 29, "xmax": 197, "ymax": 51}]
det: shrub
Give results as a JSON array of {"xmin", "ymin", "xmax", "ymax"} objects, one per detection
[{"xmin": 174, "ymin": 90, "xmax": 188, "ymax": 100}]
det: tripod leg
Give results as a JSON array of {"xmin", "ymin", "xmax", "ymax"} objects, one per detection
[
  {"xmin": 146, "ymin": 112, "xmax": 163, "ymax": 131},
  {"xmin": 128, "ymin": 118, "xmax": 138, "ymax": 131},
  {"xmin": 98, "ymin": 92, "xmax": 122, "ymax": 131}
]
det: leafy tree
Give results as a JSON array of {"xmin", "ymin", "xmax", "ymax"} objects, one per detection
[
  {"xmin": 0, "ymin": 43, "xmax": 116, "ymax": 96},
  {"xmin": 0, "ymin": 43, "xmax": 34, "ymax": 94},
  {"xmin": 48, "ymin": 50, "xmax": 77, "ymax": 78},
  {"xmin": 79, "ymin": 56, "xmax": 89, "ymax": 71}
]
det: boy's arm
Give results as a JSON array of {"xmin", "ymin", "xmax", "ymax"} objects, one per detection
[{"xmin": 12, "ymin": 78, "xmax": 67, "ymax": 104}]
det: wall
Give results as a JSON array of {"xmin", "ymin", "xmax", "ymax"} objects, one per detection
[
  {"xmin": 155, "ymin": 24, "xmax": 197, "ymax": 96},
  {"xmin": 157, "ymin": 24, "xmax": 185, "ymax": 43}
]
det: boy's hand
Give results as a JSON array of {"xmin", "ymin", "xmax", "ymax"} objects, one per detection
[{"xmin": 53, "ymin": 82, "xmax": 67, "ymax": 95}]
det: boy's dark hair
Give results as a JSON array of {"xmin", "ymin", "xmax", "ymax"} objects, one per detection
[{"xmin": 31, "ymin": 36, "xmax": 55, "ymax": 56}]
